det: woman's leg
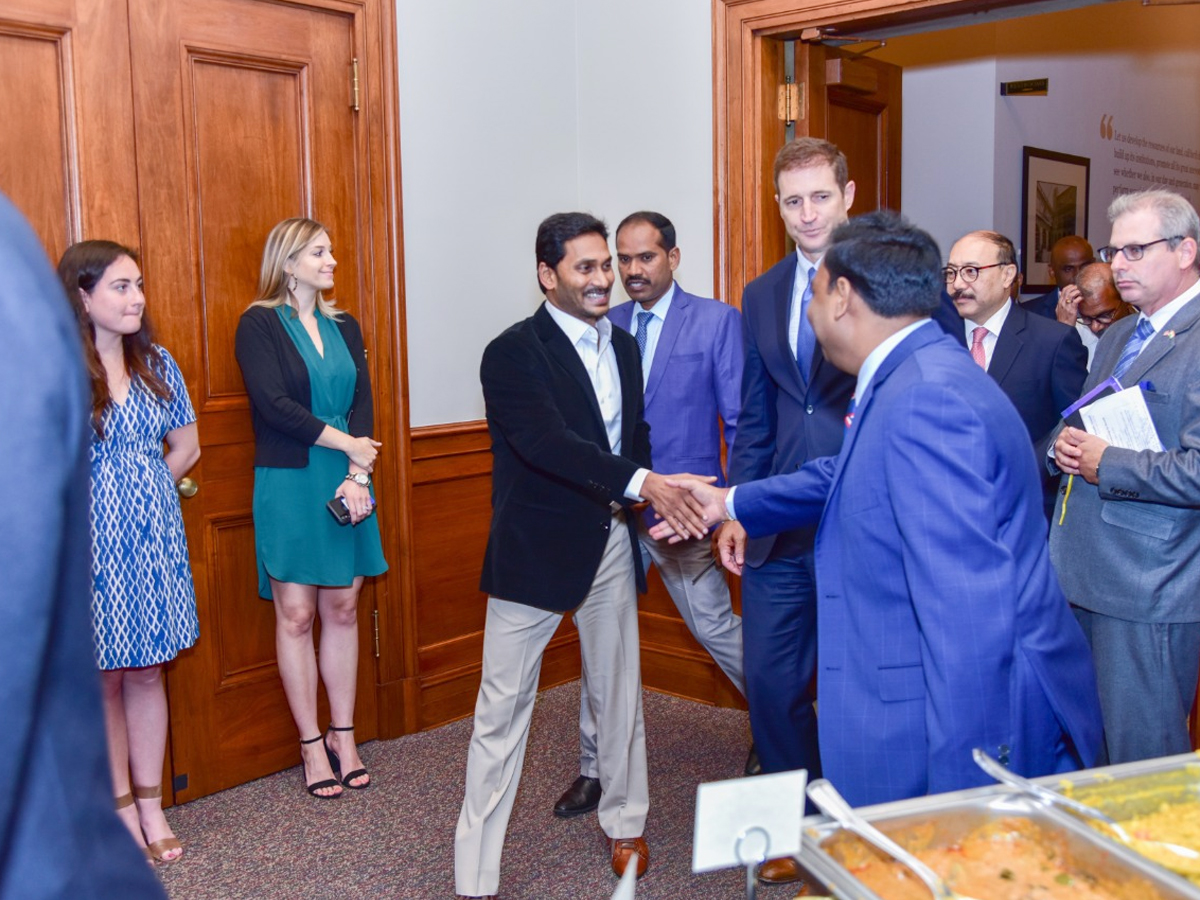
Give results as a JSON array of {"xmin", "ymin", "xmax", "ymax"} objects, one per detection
[
  {"xmin": 99, "ymin": 669, "xmax": 145, "ymax": 849},
  {"xmin": 273, "ymin": 579, "xmax": 341, "ymax": 796},
  {"xmin": 318, "ymin": 577, "xmax": 368, "ymax": 786},
  {"xmin": 124, "ymin": 664, "xmax": 180, "ymax": 859}
]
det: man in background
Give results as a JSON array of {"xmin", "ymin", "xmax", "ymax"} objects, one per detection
[
  {"xmin": 1051, "ymin": 189, "xmax": 1200, "ymax": 765},
  {"xmin": 1022, "ymin": 234, "xmax": 1094, "ymax": 319},
  {"xmin": 725, "ymin": 137, "xmax": 857, "ymax": 886},
  {"xmin": 555, "ymin": 211, "xmax": 746, "ymax": 819},
  {"xmin": 947, "ymin": 230, "xmax": 1087, "ymax": 519},
  {"xmin": 1060, "ymin": 261, "xmax": 1135, "ymax": 367},
  {"xmin": 0, "ymin": 191, "xmax": 165, "ymax": 898}
]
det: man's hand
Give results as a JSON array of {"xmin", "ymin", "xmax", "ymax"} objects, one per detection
[
  {"xmin": 1056, "ymin": 284, "xmax": 1082, "ymax": 327},
  {"xmin": 714, "ymin": 519, "xmax": 747, "ymax": 576},
  {"xmin": 640, "ymin": 472, "xmax": 717, "ymax": 540},
  {"xmin": 1054, "ymin": 425, "xmax": 1108, "ymax": 484}
]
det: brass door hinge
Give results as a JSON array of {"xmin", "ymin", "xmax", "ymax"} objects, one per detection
[
  {"xmin": 777, "ymin": 78, "xmax": 803, "ymax": 125},
  {"xmin": 372, "ymin": 608, "xmax": 380, "ymax": 658},
  {"xmin": 351, "ymin": 58, "xmax": 360, "ymax": 112}
]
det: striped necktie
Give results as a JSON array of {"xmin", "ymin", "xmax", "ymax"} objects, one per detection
[
  {"xmin": 1112, "ymin": 317, "xmax": 1155, "ymax": 382},
  {"xmin": 795, "ymin": 265, "xmax": 816, "ymax": 377},
  {"xmin": 634, "ymin": 310, "xmax": 653, "ymax": 359}
]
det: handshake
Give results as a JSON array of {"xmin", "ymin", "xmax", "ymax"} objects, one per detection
[{"xmin": 639, "ymin": 472, "xmax": 748, "ymax": 575}]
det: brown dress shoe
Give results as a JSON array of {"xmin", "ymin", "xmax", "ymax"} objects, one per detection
[
  {"xmin": 757, "ymin": 856, "xmax": 803, "ymax": 884},
  {"xmin": 553, "ymin": 775, "xmax": 601, "ymax": 818},
  {"xmin": 610, "ymin": 836, "xmax": 650, "ymax": 878}
]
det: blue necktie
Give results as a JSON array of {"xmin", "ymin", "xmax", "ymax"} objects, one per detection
[
  {"xmin": 795, "ymin": 266, "xmax": 816, "ymax": 377},
  {"xmin": 1112, "ymin": 317, "xmax": 1155, "ymax": 382},
  {"xmin": 635, "ymin": 311, "xmax": 653, "ymax": 359},
  {"xmin": 844, "ymin": 394, "xmax": 857, "ymax": 429}
]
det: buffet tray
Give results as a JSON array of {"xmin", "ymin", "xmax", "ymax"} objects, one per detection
[
  {"xmin": 1034, "ymin": 751, "xmax": 1200, "ymax": 819},
  {"xmin": 798, "ymin": 784, "xmax": 1200, "ymax": 900}
]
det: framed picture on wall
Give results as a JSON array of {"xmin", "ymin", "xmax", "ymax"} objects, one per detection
[{"xmin": 1021, "ymin": 147, "xmax": 1090, "ymax": 293}]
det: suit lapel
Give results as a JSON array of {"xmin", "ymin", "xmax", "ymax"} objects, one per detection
[
  {"xmin": 613, "ymin": 329, "xmax": 642, "ymax": 455},
  {"xmin": 770, "ymin": 255, "xmax": 805, "ymax": 396},
  {"xmin": 987, "ymin": 302, "xmax": 1025, "ymax": 386},
  {"xmin": 644, "ymin": 289, "xmax": 687, "ymax": 408},
  {"xmin": 534, "ymin": 304, "xmax": 606, "ymax": 435}
]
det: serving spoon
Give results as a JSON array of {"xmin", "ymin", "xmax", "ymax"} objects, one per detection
[
  {"xmin": 972, "ymin": 748, "xmax": 1200, "ymax": 876},
  {"xmin": 807, "ymin": 778, "xmax": 980, "ymax": 900}
]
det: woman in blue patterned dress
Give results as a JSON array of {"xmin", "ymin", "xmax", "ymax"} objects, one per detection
[
  {"xmin": 235, "ymin": 219, "xmax": 387, "ymax": 799},
  {"xmin": 59, "ymin": 241, "xmax": 200, "ymax": 863}
]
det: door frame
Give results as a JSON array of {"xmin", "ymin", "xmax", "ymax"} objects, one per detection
[{"xmin": 712, "ymin": 0, "xmax": 1051, "ymax": 307}]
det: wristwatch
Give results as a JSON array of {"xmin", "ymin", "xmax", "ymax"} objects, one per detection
[{"xmin": 344, "ymin": 472, "xmax": 371, "ymax": 487}]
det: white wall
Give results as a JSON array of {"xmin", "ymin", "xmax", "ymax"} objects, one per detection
[{"xmin": 396, "ymin": 0, "xmax": 713, "ymax": 427}]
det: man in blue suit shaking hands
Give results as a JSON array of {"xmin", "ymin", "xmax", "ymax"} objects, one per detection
[{"xmin": 654, "ymin": 211, "xmax": 1103, "ymax": 808}]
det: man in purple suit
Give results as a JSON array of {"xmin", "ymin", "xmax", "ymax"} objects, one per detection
[
  {"xmin": 553, "ymin": 212, "xmax": 745, "ymax": 818},
  {"xmin": 655, "ymin": 211, "xmax": 1103, "ymax": 808}
]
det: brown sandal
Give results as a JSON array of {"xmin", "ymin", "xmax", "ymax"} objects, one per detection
[
  {"xmin": 132, "ymin": 784, "xmax": 183, "ymax": 863},
  {"xmin": 116, "ymin": 793, "xmax": 154, "ymax": 863}
]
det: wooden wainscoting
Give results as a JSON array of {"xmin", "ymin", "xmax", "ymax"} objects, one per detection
[{"xmin": 408, "ymin": 421, "xmax": 744, "ymax": 733}]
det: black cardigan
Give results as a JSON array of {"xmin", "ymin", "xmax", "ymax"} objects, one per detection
[{"xmin": 234, "ymin": 304, "xmax": 375, "ymax": 468}]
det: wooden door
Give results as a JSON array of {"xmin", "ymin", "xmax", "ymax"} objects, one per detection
[
  {"xmin": 127, "ymin": 0, "xmax": 378, "ymax": 801},
  {"xmin": 0, "ymin": 0, "xmax": 140, "ymax": 256},
  {"xmin": 802, "ymin": 43, "xmax": 902, "ymax": 214}
]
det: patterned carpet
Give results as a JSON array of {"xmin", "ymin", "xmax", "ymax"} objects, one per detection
[{"xmin": 155, "ymin": 682, "xmax": 808, "ymax": 899}]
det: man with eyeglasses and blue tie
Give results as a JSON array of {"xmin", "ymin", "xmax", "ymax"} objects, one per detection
[
  {"xmin": 1050, "ymin": 188, "xmax": 1200, "ymax": 765},
  {"xmin": 946, "ymin": 230, "xmax": 1087, "ymax": 520}
]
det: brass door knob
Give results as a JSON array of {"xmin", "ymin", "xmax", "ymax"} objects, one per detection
[{"xmin": 177, "ymin": 476, "xmax": 199, "ymax": 498}]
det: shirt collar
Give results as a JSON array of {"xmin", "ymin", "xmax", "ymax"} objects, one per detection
[
  {"xmin": 855, "ymin": 319, "xmax": 933, "ymax": 404},
  {"xmin": 1145, "ymin": 277, "xmax": 1200, "ymax": 332},
  {"xmin": 965, "ymin": 298, "xmax": 1013, "ymax": 339},
  {"xmin": 638, "ymin": 282, "xmax": 676, "ymax": 322},
  {"xmin": 544, "ymin": 299, "xmax": 612, "ymax": 350},
  {"xmin": 796, "ymin": 248, "xmax": 824, "ymax": 275}
]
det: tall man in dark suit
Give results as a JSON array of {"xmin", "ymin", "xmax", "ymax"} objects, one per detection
[
  {"xmin": 555, "ymin": 212, "xmax": 746, "ymax": 818},
  {"xmin": 454, "ymin": 213, "xmax": 709, "ymax": 899},
  {"xmin": 0, "ymin": 192, "xmax": 165, "ymax": 898},
  {"xmin": 1021, "ymin": 234, "xmax": 1094, "ymax": 319},
  {"xmin": 1051, "ymin": 189, "xmax": 1200, "ymax": 765},
  {"xmin": 655, "ymin": 211, "xmax": 1103, "ymax": 808},
  {"xmin": 947, "ymin": 230, "xmax": 1087, "ymax": 518},
  {"xmin": 724, "ymin": 137, "xmax": 856, "ymax": 886}
]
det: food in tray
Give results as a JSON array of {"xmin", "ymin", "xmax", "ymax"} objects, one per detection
[
  {"xmin": 1107, "ymin": 804, "xmax": 1200, "ymax": 882},
  {"xmin": 821, "ymin": 816, "xmax": 1161, "ymax": 900}
]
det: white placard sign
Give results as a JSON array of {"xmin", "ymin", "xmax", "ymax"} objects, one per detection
[{"xmin": 691, "ymin": 769, "xmax": 808, "ymax": 873}]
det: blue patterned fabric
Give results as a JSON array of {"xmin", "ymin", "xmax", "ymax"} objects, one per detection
[{"xmin": 88, "ymin": 346, "xmax": 199, "ymax": 669}]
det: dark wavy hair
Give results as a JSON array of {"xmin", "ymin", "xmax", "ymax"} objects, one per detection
[
  {"xmin": 535, "ymin": 212, "xmax": 608, "ymax": 294},
  {"xmin": 824, "ymin": 211, "xmax": 943, "ymax": 318},
  {"xmin": 58, "ymin": 240, "xmax": 171, "ymax": 437}
]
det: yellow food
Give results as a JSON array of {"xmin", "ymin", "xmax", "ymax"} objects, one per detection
[{"xmin": 822, "ymin": 817, "xmax": 1160, "ymax": 900}]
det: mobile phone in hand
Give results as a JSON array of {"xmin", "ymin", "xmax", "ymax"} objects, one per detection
[{"xmin": 326, "ymin": 496, "xmax": 352, "ymax": 525}]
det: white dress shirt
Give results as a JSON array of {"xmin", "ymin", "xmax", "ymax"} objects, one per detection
[
  {"xmin": 634, "ymin": 282, "xmax": 676, "ymax": 387},
  {"xmin": 788, "ymin": 251, "xmax": 821, "ymax": 359},
  {"xmin": 543, "ymin": 301, "xmax": 648, "ymax": 499},
  {"xmin": 963, "ymin": 299, "xmax": 1013, "ymax": 370}
]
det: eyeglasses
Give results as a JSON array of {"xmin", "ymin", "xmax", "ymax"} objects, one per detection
[
  {"xmin": 1077, "ymin": 309, "xmax": 1118, "ymax": 327},
  {"xmin": 942, "ymin": 262, "xmax": 1006, "ymax": 284},
  {"xmin": 1097, "ymin": 237, "xmax": 1183, "ymax": 263}
]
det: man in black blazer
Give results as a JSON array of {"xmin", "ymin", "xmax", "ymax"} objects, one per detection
[
  {"xmin": 453, "ymin": 213, "xmax": 708, "ymax": 899},
  {"xmin": 947, "ymin": 230, "xmax": 1087, "ymax": 518},
  {"xmin": 0, "ymin": 192, "xmax": 165, "ymax": 898}
]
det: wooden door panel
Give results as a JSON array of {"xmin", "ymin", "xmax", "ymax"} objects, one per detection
[
  {"xmin": 130, "ymin": 0, "xmax": 374, "ymax": 801},
  {"xmin": 0, "ymin": 0, "xmax": 139, "ymax": 256}
]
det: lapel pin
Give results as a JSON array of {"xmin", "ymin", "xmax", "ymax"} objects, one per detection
[{"xmin": 1164, "ymin": 329, "xmax": 1176, "ymax": 339}]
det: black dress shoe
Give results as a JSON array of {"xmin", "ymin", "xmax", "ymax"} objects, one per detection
[
  {"xmin": 744, "ymin": 743, "xmax": 762, "ymax": 776},
  {"xmin": 553, "ymin": 775, "xmax": 601, "ymax": 818}
]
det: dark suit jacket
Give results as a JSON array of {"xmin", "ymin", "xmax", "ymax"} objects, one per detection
[
  {"xmin": 479, "ymin": 303, "xmax": 651, "ymax": 611},
  {"xmin": 0, "ymin": 192, "xmax": 165, "ymax": 897},
  {"xmin": 1021, "ymin": 288, "xmax": 1059, "ymax": 320},
  {"xmin": 608, "ymin": 284, "xmax": 742, "ymax": 484},
  {"xmin": 989, "ymin": 301, "xmax": 1088, "ymax": 455},
  {"xmin": 735, "ymin": 323, "xmax": 1102, "ymax": 806},
  {"xmin": 726, "ymin": 253, "xmax": 854, "ymax": 567}
]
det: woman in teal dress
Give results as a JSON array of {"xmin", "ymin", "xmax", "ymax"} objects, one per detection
[{"xmin": 235, "ymin": 218, "xmax": 387, "ymax": 799}]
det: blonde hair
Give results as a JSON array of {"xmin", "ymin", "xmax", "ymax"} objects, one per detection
[{"xmin": 250, "ymin": 217, "xmax": 343, "ymax": 318}]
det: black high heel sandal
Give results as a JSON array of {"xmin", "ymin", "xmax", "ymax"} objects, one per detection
[
  {"xmin": 300, "ymin": 734, "xmax": 343, "ymax": 799},
  {"xmin": 324, "ymin": 724, "xmax": 370, "ymax": 789}
]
